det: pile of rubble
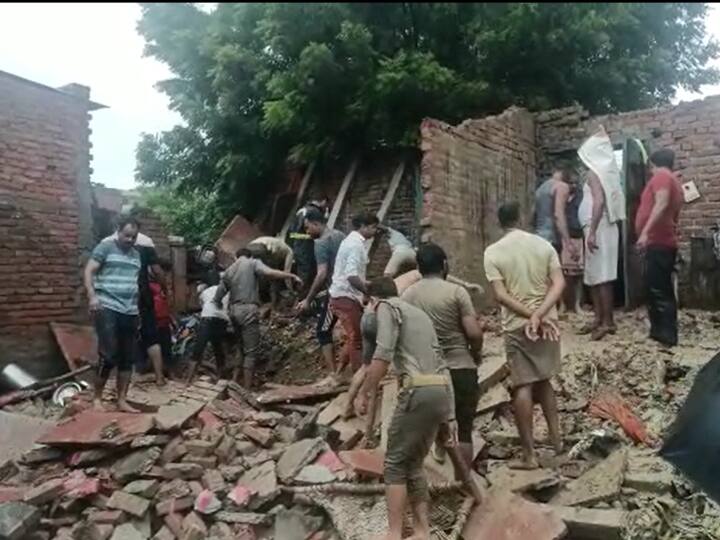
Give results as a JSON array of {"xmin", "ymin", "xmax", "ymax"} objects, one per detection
[{"xmin": 2, "ymin": 309, "xmax": 720, "ymax": 540}]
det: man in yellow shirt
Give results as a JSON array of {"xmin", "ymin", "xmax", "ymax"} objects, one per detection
[{"xmin": 484, "ymin": 202, "xmax": 565, "ymax": 469}]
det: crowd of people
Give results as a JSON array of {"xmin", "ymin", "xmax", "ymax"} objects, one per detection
[{"xmin": 83, "ymin": 127, "xmax": 683, "ymax": 540}]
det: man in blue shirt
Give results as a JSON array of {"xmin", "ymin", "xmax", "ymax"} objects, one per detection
[{"xmin": 84, "ymin": 216, "xmax": 142, "ymax": 412}]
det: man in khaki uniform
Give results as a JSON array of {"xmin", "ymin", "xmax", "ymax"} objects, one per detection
[
  {"xmin": 354, "ymin": 277, "xmax": 457, "ymax": 540},
  {"xmin": 484, "ymin": 202, "xmax": 565, "ymax": 469},
  {"xmin": 402, "ymin": 243, "xmax": 484, "ymax": 473},
  {"xmin": 247, "ymin": 236, "xmax": 295, "ymax": 308}
]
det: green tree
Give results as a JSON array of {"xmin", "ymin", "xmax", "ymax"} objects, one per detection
[{"xmin": 136, "ymin": 2, "xmax": 718, "ymax": 222}]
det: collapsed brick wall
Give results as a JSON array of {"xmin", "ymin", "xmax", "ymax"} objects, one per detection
[
  {"xmin": 535, "ymin": 96, "xmax": 720, "ymax": 301},
  {"xmin": 419, "ymin": 107, "xmax": 537, "ymax": 287},
  {"xmin": 0, "ymin": 72, "xmax": 96, "ymax": 376}
]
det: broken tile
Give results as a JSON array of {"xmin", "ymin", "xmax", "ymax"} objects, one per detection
[
  {"xmin": 551, "ymin": 449, "xmax": 628, "ymax": 507},
  {"xmin": 339, "ymin": 449, "xmax": 385, "ymax": 479},
  {"xmin": 276, "ymin": 438, "xmax": 326, "ymax": 484},
  {"xmin": 23, "ymin": 477, "xmax": 65, "ymax": 506},
  {"xmin": 255, "ymin": 381, "xmax": 343, "ymax": 405},
  {"xmin": 194, "ymin": 489, "xmax": 221, "ymax": 515},
  {"xmin": 553, "ymin": 506, "xmax": 626, "ymax": 540},
  {"xmin": 107, "ymin": 491, "xmax": 150, "ymax": 518},
  {"xmin": 38, "ymin": 410, "xmax": 154, "ymax": 447},
  {"xmin": 461, "ymin": 490, "xmax": 566, "ymax": 540},
  {"xmin": 0, "ymin": 502, "xmax": 41, "ymax": 540},
  {"xmin": 237, "ymin": 460, "xmax": 278, "ymax": 509}
]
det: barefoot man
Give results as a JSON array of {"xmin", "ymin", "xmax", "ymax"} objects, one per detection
[
  {"xmin": 484, "ymin": 202, "xmax": 565, "ymax": 469},
  {"xmin": 85, "ymin": 216, "xmax": 143, "ymax": 412},
  {"xmin": 354, "ymin": 277, "xmax": 457, "ymax": 540}
]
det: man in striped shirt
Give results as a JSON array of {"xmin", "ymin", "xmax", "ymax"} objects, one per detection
[{"xmin": 84, "ymin": 216, "xmax": 142, "ymax": 412}]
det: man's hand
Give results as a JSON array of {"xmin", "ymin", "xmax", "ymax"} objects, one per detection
[
  {"xmin": 563, "ymin": 238, "xmax": 579, "ymax": 261},
  {"xmin": 88, "ymin": 295, "xmax": 101, "ymax": 315},
  {"xmin": 540, "ymin": 320, "xmax": 561, "ymax": 342},
  {"xmin": 586, "ymin": 232, "xmax": 599, "ymax": 253},
  {"xmin": 525, "ymin": 312, "xmax": 542, "ymax": 341},
  {"xmin": 296, "ymin": 299, "xmax": 311, "ymax": 314},
  {"xmin": 636, "ymin": 232, "xmax": 648, "ymax": 252},
  {"xmin": 353, "ymin": 392, "xmax": 368, "ymax": 416},
  {"xmin": 444, "ymin": 420, "xmax": 459, "ymax": 448},
  {"xmin": 291, "ymin": 274, "xmax": 303, "ymax": 287}
]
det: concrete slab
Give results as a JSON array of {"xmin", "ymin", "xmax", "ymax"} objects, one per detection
[
  {"xmin": 339, "ymin": 449, "xmax": 384, "ymax": 479},
  {"xmin": 553, "ymin": 506, "xmax": 626, "ymax": 540},
  {"xmin": 317, "ymin": 393, "xmax": 349, "ymax": 426},
  {"xmin": 461, "ymin": 490, "xmax": 566, "ymax": 540},
  {"xmin": 276, "ymin": 438, "xmax": 326, "ymax": 484},
  {"xmin": 237, "ymin": 460, "xmax": 279, "ymax": 509},
  {"xmin": 0, "ymin": 411, "xmax": 56, "ymax": 463},
  {"xmin": 255, "ymin": 381, "xmax": 344, "ymax": 405},
  {"xmin": 551, "ymin": 449, "xmax": 628, "ymax": 507},
  {"xmin": 0, "ymin": 502, "xmax": 41, "ymax": 540},
  {"xmin": 487, "ymin": 463, "xmax": 560, "ymax": 493},
  {"xmin": 50, "ymin": 322, "xmax": 98, "ymax": 370},
  {"xmin": 37, "ymin": 409, "xmax": 153, "ymax": 447}
]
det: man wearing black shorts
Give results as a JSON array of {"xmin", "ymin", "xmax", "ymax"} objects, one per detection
[{"xmin": 402, "ymin": 243, "xmax": 484, "ymax": 474}]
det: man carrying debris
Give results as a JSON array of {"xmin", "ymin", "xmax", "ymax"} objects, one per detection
[
  {"xmin": 329, "ymin": 212, "xmax": 379, "ymax": 374},
  {"xmin": 484, "ymin": 202, "xmax": 565, "ymax": 469},
  {"xmin": 84, "ymin": 216, "xmax": 143, "ymax": 412},
  {"xmin": 380, "ymin": 226, "xmax": 417, "ymax": 277},
  {"xmin": 296, "ymin": 207, "xmax": 346, "ymax": 374},
  {"xmin": 354, "ymin": 277, "xmax": 457, "ymax": 540},
  {"xmin": 577, "ymin": 127, "xmax": 626, "ymax": 340},
  {"xmin": 247, "ymin": 235, "xmax": 295, "ymax": 308},
  {"xmin": 635, "ymin": 149, "xmax": 683, "ymax": 347},
  {"xmin": 215, "ymin": 248, "xmax": 302, "ymax": 388},
  {"xmin": 402, "ymin": 243, "xmax": 484, "ymax": 472}
]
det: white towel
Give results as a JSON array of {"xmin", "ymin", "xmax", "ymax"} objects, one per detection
[{"xmin": 578, "ymin": 131, "xmax": 626, "ymax": 224}]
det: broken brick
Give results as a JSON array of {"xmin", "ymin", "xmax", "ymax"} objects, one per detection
[
  {"xmin": 155, "ymin": 496, "xmax": 195, "ymax": 516},
  {"xmin": 164, "ymin": 513, "xmax": 183, "ymax": 537},
  {"xmin": 215, "ymin": 511, "xmax": 269, "ymax": 525},
  {"xmin": 219, "ymin": 465, "xmax": 246, "ymax": 483},
  {"xmin": 21, "ymin": 447, "xmax": 63, "ymax": 464},
  {"xmin": 315, "ymin": 450, "xmax": 346, "ymax": 473},
  {"xmin": 88, "ymin": 510, "xmax": 124, "ymax": 526},
  {"xmin": 23, "ymin": 478, "xmax": 65, "ymax": 506},
  {"xmin": 215, "ymin": 435, "xmax": 236, "ymax": 464},
  {"xmin": 241, "ymin": 425, "xmax": 274, "ymax": 447},
  {"xmin": 202, "ymin": 470, "xmax": 227, "ymax": 494},
  {"xmin": 131, "ymin": 434, "xmax": 171, "ymax": 448},
  {"xmin": 180, "ymin": 511, "xmax": 207, "ymax": 540},
  {"xmin": 112, "ymin": 448, "xmax": 161, "ymax": 483},
  {"xmin": 182, "ymin": 455, "xmax": 218, "ymax": 468},
  {"xmin": 237, "ymin": 460, "xmax": 278, "ymax": 509},
  {"xmin": 194, "ymin": 489, "xmax": 221, "ymax": 515},
  {"xmin": 107, "ymin": 491, "xmax": 151, "ymax": 518},
  {"xmin": 110, "ymin": 523, "xmax": 145, "ymax": 540},
  {"xmin": 123, "ymin": 479, "xmax": 160, "ymax": 499},
  {"xmin": 161, "ymin": 437, "xmax": 187, "ymax": 464},
  {"xmin": 188, "ymin": 481, "xmax": 203, "ymax": 497},
  {"xmin": 155, "ymin": 479, "xmax": 191, "ymax": 502},
  {"xmin": 553, "ymin": 506, "xmax": 627, "ymax": 540},
  {"xmin": 67, "ymin": 448, "xmax": 115, "ymax": 467},
  {"xmin": 185, "ymin": 439, "xmax": 216, "ymax": 457},
  {"xmin": 63, "ymin": 471, "xmax": 100, "ymax": 499},
  {"xmin": 276, "ymin": 438, "xmax": 326, "ymax": 484},
  {"xmin": 339, "ymin": 449, "xmax": 385, "ymax": 479},
  {"xmin": 164, "ymin": 463, "xmax": 204, "ymax": 480},
  {"xmin": 198, "ymin": 409, "xmax": 223, "ymax": 432},
  {"xmin": 152, "ymin": 526, "xmax": 175, "ymax": 540},
  {"xmin": 0, "ymin": 502, "xmax": 41, "ymax": 540},
  {"xmin": 227, "ymin": 485, "xmax": 252, "ymax": 508},
  {"xmin": 71, "ymin": 521, "xmax": 113, "ymax": 540},
  {"xmin": 551, "ymin": 449, "xmax": 627, "ymax": 507}
]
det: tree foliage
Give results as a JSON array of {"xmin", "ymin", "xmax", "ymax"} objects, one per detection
[{"xmin": 136, "ymin": 2, "xmax": 718, "ymax": 222}]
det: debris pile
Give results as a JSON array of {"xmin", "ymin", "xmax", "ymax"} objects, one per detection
[{"xmin": 1, "ymin": 309, "xmax": 720, "ymax": 539}]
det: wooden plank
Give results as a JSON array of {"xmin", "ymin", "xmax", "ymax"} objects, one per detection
[
  {"xmin": 327, "ymin": 158, "xmax": 359, "ymax": 229},
  {"xmin": 278, "ymin": 161, "xmax": 316, "ymax": 239},
  {"xmin": 366, "ymin": 160, "xmax": 406, "ymax": 255}
]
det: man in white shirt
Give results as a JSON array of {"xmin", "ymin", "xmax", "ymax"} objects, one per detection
[
  {"xmin": 186, "ymin": 282, "xmax": 230, "ymax": 385},
  {"xmin": 329, "ymin": 212, "xmax": 379, "ymax": 373}
]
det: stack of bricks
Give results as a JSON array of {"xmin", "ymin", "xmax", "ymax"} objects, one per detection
[
  {"xmin": 419, "ymin": 107, "xmax": 537, "ymax": 287},
  {"xmin": 535, "ymin": 95, "xmax": 720, "ymax": 262},
  {"xmin": 0, "ymin": 71, "xmax": 96, "ymax": 374}
]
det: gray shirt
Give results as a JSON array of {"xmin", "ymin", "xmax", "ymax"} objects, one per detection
[
  {"xmin": 374, "ymin": 297, "xmax": 456, "ymax": 419},
  {"xmin": 314, "ymin": 228, "xmax": 345, "ymax": 284},
  {"xmin": 534, "ymin": 178, "xmax": 557, "ymax": 244},
  {"xmin": 215, "ymin": 256, "xmax": 270, "ymax": 306}
]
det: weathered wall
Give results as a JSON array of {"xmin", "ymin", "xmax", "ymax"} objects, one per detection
[
  {"xmin": 419, "ymin": 107, "xmax": 537, "ymax": 287},
  {"xmin": 0, "ymin": 72, "xmax": 97, "ymax": 376},
  {"xmin": 536, "ymin": 96, "xmax": 720, "ymax": 302}
]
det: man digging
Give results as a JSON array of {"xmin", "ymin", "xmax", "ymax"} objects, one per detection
[
  {"xmin": 484, "ymin": 202, "xmax": 565, "ymax": 469},
  {"xmin": 354, "ymin": 277, "xmax": 457, "ymax": 540}
]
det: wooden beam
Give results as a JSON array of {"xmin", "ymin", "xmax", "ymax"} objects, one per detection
[
  {"xmin": 278, "ymin": 161, "xmax": 316, "ymax": 239},
  {"xmin": 366, "ymin": 160, "xmax": 406, "ymax": 254},
  {"xmin": 327, "ymin": 158, "xmax": 359, "ymax": 230}
]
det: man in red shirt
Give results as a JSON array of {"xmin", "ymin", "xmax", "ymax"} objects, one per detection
[{"xmin": 635, "ymin": 148, "xmax": 683, "ymax": 346}]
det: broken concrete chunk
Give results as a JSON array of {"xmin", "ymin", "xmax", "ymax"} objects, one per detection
[
  {"xmin": 182, "ymin": 455, "xmax": 218, "ymax": 468},
  {"xmin": 477, "ymin": 355, "xmax": 509, "ymax": 393},
  {"xmin": 163, "ymin": 513, "xmax": 183, "ymax": 537},
  {"xmin": 487, "ymin": 463, "xmax": 560, "ymax": 494},
  {"xmin": 476, "ymin": 384, "xmax": 511, "ymax": 413},
  {"xmin": 276, "ymin": 437, "xmax": 326, "ymax": 484},
  {"xmin": 553, "ymin": 506, "xmax": 627, "ymax": 540},
  {"xmin": 0, "ymin": 501, "xmax": 42, "ymax": 540},
  {"xmin": 201, "ymin": 470, "xmax": 227, "ymax": 494},
  {"xmin": 155, "ymin": 496, "xmax": 194, "ymax": 517},
  {"xmin": 241, "ymin": 425, "xmax": 274, "ymax": 447},
  {"xmin": 110, "ymin": 523, "xmax": 145, "ymax": 540},
  {"xmin": 23, "ymin": 478, "xmax": 65, "ymax": 506},
  {"xmin": 107, "ymin": 491, "xmax": 151, "ymax": 518},
  {"xmin": 214, "ymin": 435, "xmax": 236, "ymax": 464},
  {"xmin": 22, "ymin": 447, "xmax": 64, "ymax": 464},
  {"xmin": 237, "ymin": 460, "xmax": 278, "ymax": 509},
  {"xmin": 274, "ymin": 506, "xmax": 324, "ymax": 540},
  {"xmin": 154, "ymin": 402, "xmax": 205, "ymax": 432},
  {"xmin": 88, "ymin": 510, "xmax": 124, "ymax": 526},
  {"xmin": 227, "ymin": 485, "xmax": 252, "ymax": 509},
  {"xmin": 551, "ymin": 449, "xmax": 628, "ymax": 507},
  {"xmin": 112, "ymin": 447, "xmax": 161, "ymax": 483},
  {"xmin": 295, "ymin": 465, "xmax": 336, "ymax": 485},
  {"xmin": 235, "ymin": 441, "xmax": 257, "ymax": 455},
  {"xmin": 164, "ymin": 463, "xmax": 204, "ymax": 480},
  {"xmin": 215, "ymin": 511, "xmax": 269, "ymax": 525},
  {"xmin": 317, "ymin": 393, "xmax": 349, "ymax": 426},
  {"xmin": 194, "ymin": 489, "xmax": 222, "ymax": 515},
  {"xmin": 161, "ymin": 437, "xmax": 188, "ymax": 464},
  {"xmin": 185, "ymin": 439, "xmax": 216, "ymax": 457},
  {"xmin": 218, "ymin": 465, "xmax": 246, "ymax": 483},
  {"xmin": 155, "ymin": 479, "xmax": 191, "ymax": 502},
  {"xmin": 123, "ymin": 479, "xmax": 160, "ymax": 499},
  {"xmin": 131, "ymin": 434, "xmax": 171, "ymax": 448},
  {"xmin": 180, "ymin": 511, "xmax": 207, "ymax": 540},
  {"xmin": 624, "ymin": 472, "xmax": 673, "ymax": 494},
  {"xmin": 152, "ymin": 526, "xmax": 175, "ymax": 540},
  {"xmin": 462, "ymin": 490, "xmax": 566, "ymax": 540},
  {"xmin": 72, "ymin": 521, "xmax": 113, "ymax": 540}
]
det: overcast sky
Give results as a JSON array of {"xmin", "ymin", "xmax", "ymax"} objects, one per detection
[{"xmin": 0, "ymin": 3, "xmax": 719, "ymax": 191}]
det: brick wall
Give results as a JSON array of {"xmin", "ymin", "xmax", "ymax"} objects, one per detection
[
  {"xmin": 419, "ymin": 107, "xmax": 537, "ymax": 288},
  {"xmin": 0, "ymin": 72, "xmax": 97, "ymax": 377},
  {"xmin": 535, "ymin": 96, "xmax": 720, "ymax": 299}
]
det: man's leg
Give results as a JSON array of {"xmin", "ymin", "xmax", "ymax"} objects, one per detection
[
  {"xmin": 240, "ymin": 307, "xmax": 261, "ymax": 389},
  {"xmin": 208, "ymin": 319, "xmax": 228, "ymax": 380},
  {"xmin": 579, "ymin": 285, "xmax": 601, "ymax": 333},
  {"xmin": 407, "ymin": 471, "xmax": 431, "ymax": 540},
  {"xmin": 93, "ymin": 309, "xmax": 116, "ymax": 409},
  {"xmin": 601, "ymin": 282, "xmax": 615, "ymax": 329},
  {"xmin": 384, "ymin": 484, "xmax": 407, "ymax": 540},
  {"xmin": 337, "ymin": 298, "xmax": 364, "ymax": 371},
  {"xmin": 116, "ymin": 314, "xmax": 139, "ymax": 413},
  {"xmin": 511, "ymin": 384, "xmax": 537, "ymax": 469},
  {"xmin": 186, "ymin": 318, "xmax": 212, "ymax": 385},
  {"xmin": 343, "ymin": 365, "xmax": 366, "ymax": 419},
  {"xmin": 534, "ymin": 380, "xmax": 562, "ymax": 454},
  {"xmin": 647, "ymin": 248, "xmax": 678, "ymax": 346},
  {"xmin": 316, "ymin": 297, "xmax": 337, "ymax": 374}
]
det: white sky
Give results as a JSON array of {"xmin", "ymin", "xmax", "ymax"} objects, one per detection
[{"xmin": 0, "ymin": 3, "xmax": 718, "ymax": 191}]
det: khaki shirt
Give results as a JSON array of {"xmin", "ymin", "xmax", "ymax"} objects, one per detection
[
  {"xmin": 248, "ymin": 236, "xmax": 293, "ymax": 271},
  {"xmin": 373, "ymin": 298, "xmax": 456, "ymax": 419},
  {"xmin": 215, "ymin": 256, "xmax": 270, "ymax": 306},
  {"xmin": 484, "ymin": 229, "xmax": 561, "ymax": 332},
  {"xmin": 402, "ymin": 277, "xmax": 477, "ymax": 369}
]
